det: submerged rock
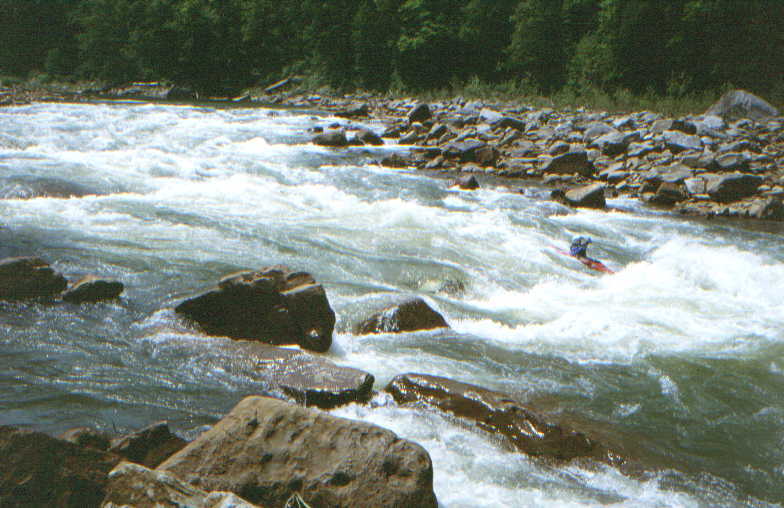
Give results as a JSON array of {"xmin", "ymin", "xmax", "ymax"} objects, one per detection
[
  {"xmin": 453, "ymin": 174, "xmax": 480, "ymax": 190},
  {"xmin": 312, "ymin": 129, "xmax": 349, "ymax": 147},
  {"xmin": 354, "ymin": 297, "xmax": 448, "ymax": 334},
  {"xmin": 175, "ymin": 265, "xmax": 335, "ymax": 352},
  {"xmin": 102, "ymin": 462, "xmax": 259, "ymax": 508},
  {"xmin": 158, "ymin": 396, "xmax": 438, "ymax": 508},
  {"xmin": 386, "ymin": 373, "xmax": 604, "ymax": 461},
  {"xmin": 62, "ymin": 276, "xmax": 124, "ymax": 303},
  {"xmin": 0, "ymin": 257, "xmax": 67, "ymax": 300}
]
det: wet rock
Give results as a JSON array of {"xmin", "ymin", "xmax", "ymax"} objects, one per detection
[
  {"xmin": 59, "ymin": 427, "xmax": 111, "ymax": 451},
  {"xmin": 102, "ymin": 461, "xmax": 259, "ymax": 508},
  {"xmin": 0, "ymin": 176, "xmax": 94, "ymax": 200},
  {"xmin": 62, "ymin": 276, "xmax": 124, "ymax": 304},
  {"xmin": 0, "ymin": 425, "xmax": 121, "ymax": 508},
  {"xmin": 453, "ymin": 174, "xmax": 480, "ymax": 190},
  {"xmin": 220, "ymin": 341, "xmax": 375, "ymax": 409},
  {"xmin": 408, "ymin": 103, "xmax": 432, "ymax": 124},
  {"xmin": 108, "ymin": 422, "xmax": 187, "ymax": 469},
  {"xmin": 354, "ymin": 297, "xmax": 448, "ymax": 334},
  {"xmin": 312, "ymin": 129, "xmax": 349, "ymax": 147},
  {"xmin": 561, "ymin": 183, "xmax": 606, "ymax": 209},
  {"xmin": 385, "ymin": 374, "xmax": 603, "ymax": 460},
  {"xmin": 705, "ymin": 89, "xmax": 780, "ymax": 121},
  {"xmin": 0, "ymin": 257, "xmax": 68, "ymax": 300},
  {"xmin": 706, "ymin": 173, "xmax": 764, "ymax": 203},
  {"xmin": 356, "ymin": 128, "xmax": 384, "ymax": 146},
  {"xmin": 175, "ymin": 265, "xmax": 335, "ymax": 353},
  {"xmin": 380, "ymin": 153, "xmax": 411, "ymax": 168},
  {"xmin": 158, "ymin": 396, "xmax": 438, "ymax": 508},
  {"xmin": 542, "ymin": 150, "xmax": 594, "ymax": 177}
]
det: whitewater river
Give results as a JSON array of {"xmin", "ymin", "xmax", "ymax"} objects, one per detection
[{"xmin": 1, "ymin": 101, "xmax": 783, "ymax": 507}]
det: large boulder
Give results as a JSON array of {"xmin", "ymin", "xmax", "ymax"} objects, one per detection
[
  {"xmin": 542, "ymin": 151, "xmax": 595, "ymax": 177},
  {"xmin": 108, "ymin": 422, "xmax": 188, "ymax": 469},
  {"xmin": 175, "ymin": 265, "xmax": 335, "ymax": 352},
  {"xmin": 705, "ymin": 89, "xmax": 780, "ymax": 121},
  {"xmin": 354, "ymin": 297, "xmax": 448, "ymax": 334},
  {"xmin": 219, "ymin": 341, "xmax": 375, "ymax": 409},
  {"xmin": 386, "ymin": 374, "xmax": 603, "ymax": 460},
  {"xmin": 62, "ymin": 276, "xmax": 124, "ymax": 304},
  {"xmin": 102, "ymin": 462, "xmax": 259, "ymax": 508},
  {"xmin": 0, "ymin": 426, "xmax": 121, "ymax": 508},
  {"xmin": 705, "ymin": 173, "xmax": 764, "ymax": 203},
  {"xmin": 158, "ymin": 396, "xmax": 438, "ymax": 508},
  {"xmin": 0, "ymin": 257, "xmax": 67, "ymax": 300}
]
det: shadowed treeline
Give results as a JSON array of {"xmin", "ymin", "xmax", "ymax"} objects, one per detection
[{"xmin": 1, "ymin": 1, "xmax": 782, "ymax": 100}]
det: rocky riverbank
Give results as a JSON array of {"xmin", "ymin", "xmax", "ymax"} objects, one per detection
[{"xmin": 4, "ymin": 82, "xmax": 782, "ymax": 221}]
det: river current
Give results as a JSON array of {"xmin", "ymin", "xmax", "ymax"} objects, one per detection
[{"xmin": 1, "ymin": 101, "xmax": 783, "ymax": 507}]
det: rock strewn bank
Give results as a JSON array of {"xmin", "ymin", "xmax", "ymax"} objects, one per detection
[{"xmin": 280, "ymin": 88, "xmax": 784, "ymax": 221}]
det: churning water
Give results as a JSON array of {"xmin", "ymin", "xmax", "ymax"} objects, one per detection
[{"xmin": 1, "ymin": 102, "xmax": 783, "ymax": 507}]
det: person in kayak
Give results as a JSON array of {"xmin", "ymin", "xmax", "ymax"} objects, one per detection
[
  {"xmin": 568, "ymin": 236, "xmax": 614, "ymax": 273},
  {"xmin": 570, "ymin": 236, "xmax": 593, "ymax": 260}
]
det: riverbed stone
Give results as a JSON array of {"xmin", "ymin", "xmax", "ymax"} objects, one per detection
[
  {"xmin": 312, "ymin": 129, "xmax": 349, "ymax": 147},
  {"xmin": 354, "ymin": 297, "xmax": 448, "ymax": 334},
  {"xmin": 662, "ymin": 130, "xmax": 703, "ymax": 153},
  {"xmin": 102, "ymin": 462, "xmax": 259, "ymax": 508},
  {"xmin": 220, "ymin": 341, "xmax": 375, "ymax": 409},
  {"xmin": 386, "ymin": 374, "xmax": 603, "ymax": 460},
  {"xmin": 59, "ymin": 427, "xmax": 112, "ymax": 451},
  {"xmin": 453, "ymin": 174, "xmax": 480, "ymax": 190},
  {"xmin": 109, "ymin": 422, "xmax": 188, "ymax": 469},
  {"xmin": 542, "ymin": 150, "xmax": 594, "ymax": 177},
  {"xmin": 705, "ymin": 173, "xmax": 764, "ymax": 203},
  {"xmin": 408, "ymin": 103, "xmax": 432, "ymax": 124},
  {"xmin": 0, "ymin": 425, "xmax": 121, "ymax": 508},
  {"xmin": 175, "ymin": 265, "xmax": 335, "ymax": 353},
  {"xmin": 562, "ymin": 183, "xmax": 606, "ymax": 209},
  {"xmin": 62, "ymin": 276, "xmax": 124, "ymax": 303},
  {"xmin": 158, "ymin": 396, "xmax": 438, "ymax": 508},
  {"xmin": 0, "ymin": 256, "xmax": 68, "ymax": 300}
]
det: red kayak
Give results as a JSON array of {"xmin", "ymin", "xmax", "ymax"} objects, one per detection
[{"xmin": 553, "ymin": 248, "xmax": 615, "ymax": 274}]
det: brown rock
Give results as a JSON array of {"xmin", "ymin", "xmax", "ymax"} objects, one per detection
[
  {"xmin": 0, "ymin": 425, "xmax": 121, "ymax": 508},
  {"xmin": 62, "ymin": 276, "xmax": 124, "ymax": 303},
  {"xmin": 109, "ymin": 422, "xmax": 187, "ymax": 469},
  {"xmin": 0, "ymin": 257, "xmax": 67, "ymax": 300},
  {"xmin": 175, "ymin": 265, "xmax": 335, "ymax": 353},
  {"xmin": 354, "ymin": 297, "xmax": 448, "ymax": 334},
  {"xmin": 542, "ymin": 151, "xmax": 594, "ymax": 177},
  {"xmin": 102, "ymin": 461, "xmax": 259, "ymax": 508},
  {"xmin": 386, "ymin": 374, "xmax": 603, "ymax": 460},
  {"xmin": 158, "ymin": 396, "xmax": 438, "ymax": 508}
]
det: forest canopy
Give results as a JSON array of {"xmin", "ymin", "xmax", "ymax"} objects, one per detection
[{"xmin": 1, "ymin": 0, "xmax": 782, "ymax": 99}]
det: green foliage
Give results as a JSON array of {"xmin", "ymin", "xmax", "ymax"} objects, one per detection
[{"xmin": 0, "ymin": 0, "xmax": 780, "ymax": 103}]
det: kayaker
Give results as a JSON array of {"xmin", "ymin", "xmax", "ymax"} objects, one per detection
[{"xmin": 570, "ymin": 236, "xmax": 592, "ymax": 260}]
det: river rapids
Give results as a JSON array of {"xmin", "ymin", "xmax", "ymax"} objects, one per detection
[{"xmin": 1, "ymin": 101, "xmax": 783, "ymax": 507}]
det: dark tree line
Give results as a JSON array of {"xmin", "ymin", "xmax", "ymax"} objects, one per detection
[{"xmin": 1, "ymin": 0, "xmax": 782, "ymax": 98}]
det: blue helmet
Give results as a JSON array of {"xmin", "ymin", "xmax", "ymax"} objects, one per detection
[{"xmin": 570, "ymin": 236, "xmax": 591, "ymax": 256}]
